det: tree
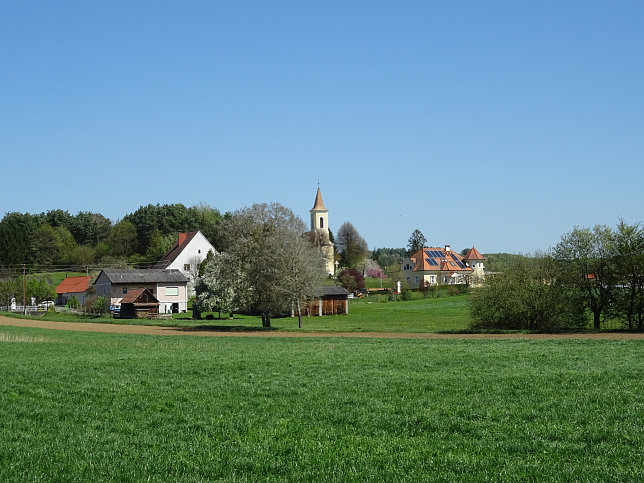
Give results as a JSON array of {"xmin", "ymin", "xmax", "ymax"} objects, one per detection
[
  {"xmin": 611, "ymin": 220, "xmax": 644, "ymax": 330},
  {"xmin": 336, "ymin": 222, "xmax": 368, "ymax": 269},
  {"xmin": 32, "ymin": 224, "xmax": 59, "ymax": 266},
  {"xmin": 108, "ymin": 220, "xmax": 138, "ymax": 257},
  {"xmin": 338, "ymin": 268, "xmax": 365, "ymax": 293},
  {"xmin": 206, "ymin": 203, "xmax": 326, "ymax": 328},
  {"xmin": 553, "ymin": 225, "xmax": 616, "ymax": 330},
  {"xmin": 194, "ymin": 251, "xmax": 250, "ymax": 320},
  {"xmin": 470, "ymin": 254, "xmax": 586, "ymax": 331},
  {"xmin": 407, "ymin": 229, "xmax": 427, "ymax": 255}
]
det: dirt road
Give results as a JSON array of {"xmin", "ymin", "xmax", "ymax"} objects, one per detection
[{"xmin": 1, "ymin": 315, "xmax": 643, "ymax": 340}]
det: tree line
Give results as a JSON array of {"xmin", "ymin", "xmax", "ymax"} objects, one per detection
[
  {"xmin": 471, "ymin": 220, "xmax": 644, "ymax": 331},
  {"xmin": 0, "ymin": 203, "xmax": 226, "ymax": 273}
]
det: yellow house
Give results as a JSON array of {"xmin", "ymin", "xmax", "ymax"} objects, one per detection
[{"xmin": 403, "ymin": 245, "xmax": 485, "ymax": 287}]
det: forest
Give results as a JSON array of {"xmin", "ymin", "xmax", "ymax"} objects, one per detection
[{"xmin": 0, "ymin": 203, "xmax": 227, "ymax": 275}]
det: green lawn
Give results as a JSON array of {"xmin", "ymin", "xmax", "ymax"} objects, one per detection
[
  {"xmin": 0, "ymin": 326, "xmax": 642, "ymax": 481},
  {"xmin": 20, "ymin": 293, "xmax": 473, "ymax": 333}
]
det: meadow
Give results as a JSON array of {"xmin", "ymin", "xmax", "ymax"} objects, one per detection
[
  {"xmin": 21, "ymin": 293, "xmax": 473, "ymax": 333},
  {"xmin": 1, "ymin": 324, "xmax": 642, "ymax": 481}
]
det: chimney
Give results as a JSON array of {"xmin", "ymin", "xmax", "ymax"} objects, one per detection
[
  {"xmin": 445, "ymin": 245, "xmax": 451, "ymax": 252},
  {"xmin": 178, "ymin": 233, "xmax": 187, "ymax": 246}
]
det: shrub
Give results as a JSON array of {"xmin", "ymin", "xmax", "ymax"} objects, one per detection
[{"xmin": 66, "ymin": 296, "xmax": 80, "ymax": 309}]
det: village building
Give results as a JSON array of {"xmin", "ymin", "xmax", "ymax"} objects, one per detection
[
  {"xmin": 94, "ymin": 269, "xmax": 189, "ymax": 314},
  {"xmin": 403, "ymin": 245, "xmax": 486, "ymax": 287},
  {"xmin": 309, "ymin": 187, "xmax": 335, "ymax": 276},
  {"xmin": 119, "ymin": 288, "xmax": 160, "ymax": 319},
  {"xmin": 55, "ymin": 275, "xmax": 92, "ymax": 306},
  {"xmin": 302, "ymin": 286, "xmax": 350, "ymax": 316},
  {"xmin": 154, "ymin": 231, "xmax": 216, "ymax": 296}
]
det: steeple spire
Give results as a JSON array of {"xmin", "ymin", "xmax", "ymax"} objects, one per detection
[{"xmin": 311, "ymin": 187, "xmax": 327, "ymax": 212}]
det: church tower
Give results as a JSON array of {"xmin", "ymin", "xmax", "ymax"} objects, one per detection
[{"xmin": 310, "ymin": 187, "xmax": 335, "ymax": 276}]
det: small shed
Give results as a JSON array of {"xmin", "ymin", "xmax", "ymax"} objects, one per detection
[
  {"xmin": 119, "ymin": 288, "xmax": 160, "ymax": 319},
  {"xmin": 305, "ymin": 286, "xmax": 350, "ymax": 316},
  {"xmin": 56, "ymin": 275, "xmax": 92, "ymax": 306}
]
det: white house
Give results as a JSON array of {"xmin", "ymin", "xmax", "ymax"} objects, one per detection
[
  {"xmin": 155, "ymin": 231, "xmax": 216, "ymax": 296},
  {"xmin": 94, "ymin": 269, "xmax": 189, "ymax": 314}
]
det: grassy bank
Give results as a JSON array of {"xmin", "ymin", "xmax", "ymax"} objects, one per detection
[{"xmin": 1, "ymin": 325, "xmax": 642, "ymax": 481}]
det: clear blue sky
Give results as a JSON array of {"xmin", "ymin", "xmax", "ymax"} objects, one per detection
[{"xmin": 2, "ymin": 1, "xmax": 643, "ymax": 254}]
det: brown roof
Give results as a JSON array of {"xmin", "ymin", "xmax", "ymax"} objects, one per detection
[
  {"xmin": 463, "ymin": 246, "xmax": 485, "ymax": 260},
  {"xmin": 310, "ymin": 187, "xmax": 327, "ymax": 212},
  {"xmin": 155, "ymin": 232, "xmax": 199, "ymax": 268},
  {"xmin": 56, "ymin": 276, "xmax": 92, "ymax": 294},
  {"xmin": 120, "ymin": 288, "xmax": 159, "ymax": 305}
]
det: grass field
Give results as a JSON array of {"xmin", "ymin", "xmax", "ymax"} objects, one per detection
[
  {"xmin": 1, "ymin": 325, "xmax": 642, "ymax": 481},
  {"xmin": 19, "ymin": 293, "xmax": 473, "ymax": 333}
]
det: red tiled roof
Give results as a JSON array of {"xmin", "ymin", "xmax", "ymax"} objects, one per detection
[
  {"xmin": 120, "ymin": 288, "xmax": 159, "ymax": 305},
  {"xmin": 463, "ymin": 246, "xmax": 485, "ymax": 260},
  {"xmin": 56, "ymin": 276, "xmax": 92, "ymax": 294},
  {"xmin": 409, "ymin": 247, "xmax": 472, "ymax": 273}
]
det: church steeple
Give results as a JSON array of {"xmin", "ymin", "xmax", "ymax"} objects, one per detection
[
  {"xmin": 310, "ymin": 187, "xmax": 329, "ymax": 235},
  {"xmin": 309, "ymin": 186, "xmax": 334, "ymax": 275}
]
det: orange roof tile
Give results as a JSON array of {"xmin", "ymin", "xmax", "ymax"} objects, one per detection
[
  {"xmin": 463, "ymin": 246, "xmax": 485, "ymax": 260},
  {"xmin": 56, "ymin": 276, "xmax": 92, "ymax": 294}
]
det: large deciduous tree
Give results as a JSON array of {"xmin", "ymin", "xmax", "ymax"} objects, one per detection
[
  {"xmin": 198, "ymin": 203, "xmax": 326, "ymax": 328},
  {"xmin": 553, "ymin": 225, "xmax": 616, "ymax": 330},
  {"xmin": 611, "ymin": 220, "xmax": 644, "ymax": 330},
  {"xmin": 336, "ymin": 222, "xmax": 368, "ymax": 269}
]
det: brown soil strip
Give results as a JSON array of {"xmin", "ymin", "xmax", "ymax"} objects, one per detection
[{"xmin": 1, "ymin": 315, "xmax": 643, "ymax": 340}]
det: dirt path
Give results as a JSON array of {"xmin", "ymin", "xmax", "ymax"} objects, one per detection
[{"xmin": 1, "ymin": 315, "xmax": 643, "ymax": 340}]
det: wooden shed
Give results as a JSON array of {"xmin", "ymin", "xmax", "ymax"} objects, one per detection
[
  {"xmin": 119, "ymin": 288, "xmax": 160, "ymax": 319},
  {"xmin": 304, "ymin": 286, "xmax": 350, "ymax": 316}
]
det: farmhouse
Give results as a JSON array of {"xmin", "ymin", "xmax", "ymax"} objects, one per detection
[
  {"xmin": 403, "ymin": 245, "xmax": 486, "ymax": 288},
  {"xmin": 55, "ymin": 275, "xmax": 92, "ymax": 306},
  {"xmin": 154, "ymin": 231, "xmax": 216, "ymax": 296},
  {"xmin": 94, "ymin": 269, "xmax": 188, "ymax": 314}
]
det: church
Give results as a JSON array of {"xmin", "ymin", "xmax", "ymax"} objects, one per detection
[{"xmin": 309, "ymin": 187, "xmax": 335, "ymax": 276}]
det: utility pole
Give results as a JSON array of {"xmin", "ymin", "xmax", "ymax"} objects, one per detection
[{"xmin": 22, "ymin": 264, "xmax": 26, "ymax": 315}]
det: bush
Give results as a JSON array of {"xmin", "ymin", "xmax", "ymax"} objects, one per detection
[
  {"xmin": 470, "ymin": 256, "xmax": 586, "ymax": 331},
  {"xmin": 401, "ymin": 290, "xmax": 413, "ymax": 301},
  {"xmin": 66, "ymin": 296, "xmax": 80, "ymax": 309}
]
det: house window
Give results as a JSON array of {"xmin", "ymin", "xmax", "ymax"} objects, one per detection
[
  {"xmin": 429, "ymin": 275, "xmax": 436, "ymax": 284},
  {"xmin": 166, "ymin": 287, "xmax": 179, "ymax": 296},
  {"xmin": 122, "ymin": 287, "xmax": 128, "ymax": 295},
  {"xmin": 184, "ymin": 264, "xmax": 191, "ymax": 271}
]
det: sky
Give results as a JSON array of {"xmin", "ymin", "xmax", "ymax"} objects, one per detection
[{"xmin": 2, "ymin": 1, "xmax": 643, "ymax": 254}]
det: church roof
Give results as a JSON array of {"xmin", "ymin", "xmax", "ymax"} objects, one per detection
[{"xmin": 310, "ymin": 187, "xmax": 327, "ymax": 212}]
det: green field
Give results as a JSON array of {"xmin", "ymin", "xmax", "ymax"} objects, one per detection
[
  {"xmin": 1, "ymin": 325, "xmax": 642, "ymax": 481},
  {"xmin": 20, "ymin": 293, "xmax": 473, "ymax": 333}
]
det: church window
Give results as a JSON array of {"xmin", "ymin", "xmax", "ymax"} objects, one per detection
[{"xmin": 319, "ymin": 217, "xmax": 324, "ymax": 229}]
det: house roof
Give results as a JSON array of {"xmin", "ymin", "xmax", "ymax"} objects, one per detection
[
  {"xmin": 155, "ymin": 231, "xmax": 199, "ymax": 269},
  {"xmin": 97, "ymin": 269, "xmax": 188, "ymax": 284},
  {"xmin": 120, "ymin": 288, "xmax": 159, "ymax": 305},
  {"xmin": 310, "ymin": 187, "xmax": 328, "ymax": 212},
  {"xmin": 463, "ymin": 246, "xmax": 485, "ymax": 261},
  {"xmin": 315, "ymin": 286, "xmax": 350, "ymax": 297},
  {"xmin": 56, "ymin": 275, "xmax": 92, "ymax": 294},
  {"xmin": 409, "ymin": 247, "xmax": 472, "ymax": 273}
]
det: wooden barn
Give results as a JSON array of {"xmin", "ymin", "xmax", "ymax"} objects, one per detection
[
  {"xmin": 304, "ymin": 286, "xmax": 350, "ymax": 316},
  {"xmin": 119, "ymin": 288, "xmax": 159, "ymax": 319}
]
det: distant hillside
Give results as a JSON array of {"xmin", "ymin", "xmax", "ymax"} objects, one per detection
[{"xmin": 483, "ymin": 253, "xmax": 529, "ymax": 273}]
